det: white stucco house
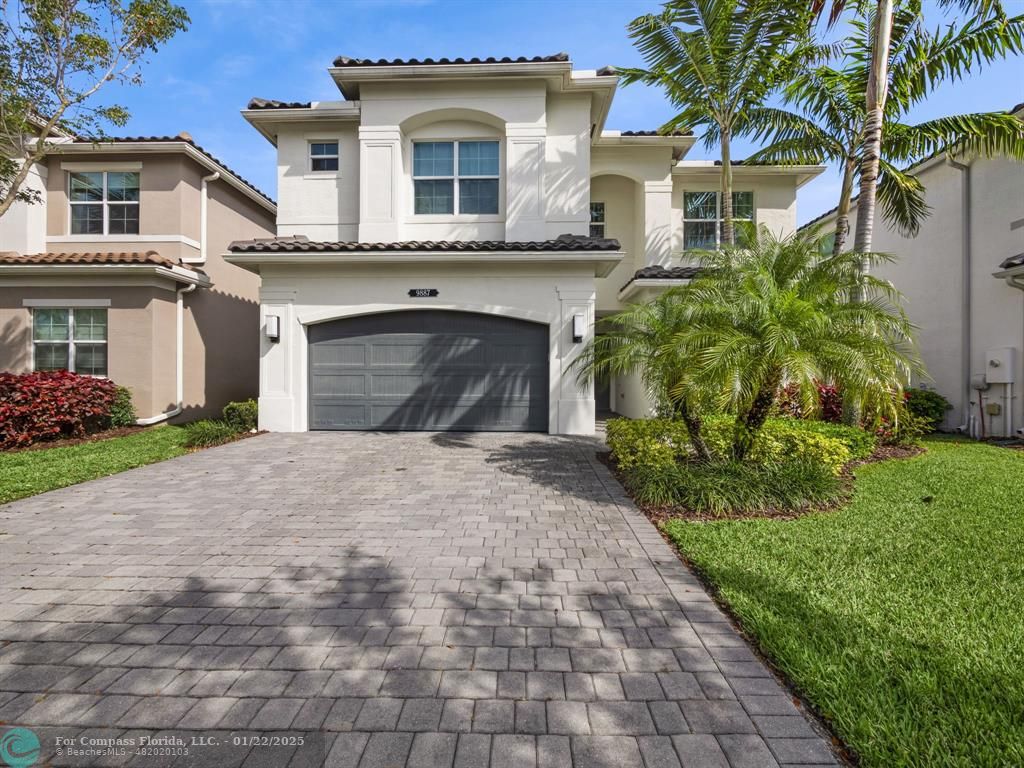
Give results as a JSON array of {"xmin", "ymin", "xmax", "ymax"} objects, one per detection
[
  {"xmin": 804, "ymin": 101, "xmax": 1024, "ymax": 439},
  {"xmin": 227, "ymin": 53, "xmax": 822, "ymax": 434}
]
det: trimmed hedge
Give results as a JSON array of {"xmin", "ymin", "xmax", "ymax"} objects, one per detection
[
  {"xmin": 183, "ymin": 419, "xmax": 240, "ymax": 448},
  {"xmin": 606, "ymin": 415, "xmax": 876, "ymax": 476},
  {"xmin": 0, "ymin": 371, "xmax": 123, "ymax": 449},
  {"xmin": 223, "ymin": 399, "xmax": 258, "ymax": 432},
  {"xmin": 905, "ymin": 388, "xmax": 952, "ymax": 431}
]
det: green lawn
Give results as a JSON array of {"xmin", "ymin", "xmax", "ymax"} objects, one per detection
[
  {"xmin": 0, "ymin": 426, "xmax": 188, "ymax": 504},
  {"xmin": 663, "ymin": 438, "xmax": 1024, "ymax": 768}
]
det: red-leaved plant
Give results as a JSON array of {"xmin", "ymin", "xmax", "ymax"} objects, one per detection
[
  {"xmin": 775, "ymin": 382, "xmax": 843, "ymax": 423},
  {"xmin": 0, "ymin": 371, "xmax": 119, "ymax": 449}
]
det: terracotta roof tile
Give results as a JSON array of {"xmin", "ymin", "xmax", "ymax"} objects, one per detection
[
  {"xmin": 0, "ymin": 251, "xmax": 187, "ymax": 269},
  {"xmin": 228, "ymin": 233, "xmax": 621, "ymax": 253},
  {"xmin": 621, "ymin": 264, "xmax": 700, "ymax": 292},
  {"xmin": 620, "ymin": 129, "xmax": 694, "ymax": 137},
  {"xmin": 247, "ymin": 98, "xmax": 313, "ymax": 110},
  {"xmin": 1000, "ymin": 253, "xmax": 1024, "ymax": 269},
  {"xmin": 332, "ymin": 53, "xmax": 569, "ymax": 68}
]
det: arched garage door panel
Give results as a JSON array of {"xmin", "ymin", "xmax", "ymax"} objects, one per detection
[{"xmin": 309, "ymin": 310, "xmax": 549, "ymax": 431}]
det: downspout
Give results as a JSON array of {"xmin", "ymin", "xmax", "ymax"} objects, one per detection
[
  {"xmin": 136, "ymin": 282, "xmax": 197, "ymax": 425},
  {"xmin": 193, "ymin": 171, "xmax": 221, "ymax": 265},
  {"xmin": 946, "ymin": 157, "xmax": 972, "ymax": 434}
]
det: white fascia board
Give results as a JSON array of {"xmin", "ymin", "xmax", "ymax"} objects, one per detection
[
  {"xmin": 0, "ymin": 264, "xmax": 210, "ymax": 287},
  {"xmin": 672, "ymin": 163, "xmax": 826, "ymax": 188},
  {"xmin": 242, "ymin": 103, "xmax": 363, "ymax": 146},
  {"xmin": 618, "ymin": 278, "xmax": 691, "ymax": 302},
  {"xmin": 329, "ymin": 61, "xmax": 572, "ymax": 97},
  {"xmin": 58, "ymin": 142, "xmax": 276, "ymax": 215},
  {"xmin": 224, "ymin": 249, "xmax": 625, "ymax": 277}
]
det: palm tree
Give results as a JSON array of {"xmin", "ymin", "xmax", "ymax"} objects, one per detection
[
  {"xmin": 572, "ymin": 295, "xmax": 713, "ymax": 461},
  {"xmin": 620, "ymin": 0, "xmax": 819, "ymax": 246},
  {"xmin": 750, "ymin": 0, "xmax": 1024, "ymax": 256},
  {"xmin": 672, "ymin": 225, "xmax": 922, "ymax": 460},
  {"xmin": 841, "ymin": 0, "xmax": 1013, "ymax": 253}
]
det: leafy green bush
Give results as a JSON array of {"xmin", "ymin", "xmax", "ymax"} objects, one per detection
[
  {"xmin": 607, "ymin": 416, "xmax": 876, "ymax": 475},
  {"xmin": 624, "ymin": 458, "xmax": 843, "ymax": 517},
  {"xmin": 904, "ymin": 388, "xmax": 952, "ymax": 430},
  {"xmin": 184, "ymin": 419, "xmax": 239, "ymax": 448},
  {"xmin": 108, "ymin": 386, "xmax": 136, "ymax": 428},
  {"xmin": 223, "ymin": 399, "xmax": 258, "ymax": 432}
]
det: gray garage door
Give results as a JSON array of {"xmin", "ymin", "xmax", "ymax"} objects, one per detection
[{"xmin": 308, "ymin": 310, "xmax": 549, "ymax": 431}]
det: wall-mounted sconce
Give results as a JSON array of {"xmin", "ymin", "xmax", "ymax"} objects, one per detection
[
  {"xmin": 572, "ymin": 313, "xmax": 585, "ymax": 343},
  {"xmin": 265, "ymin": 315, "xmax": 280, "ymax": 342}
]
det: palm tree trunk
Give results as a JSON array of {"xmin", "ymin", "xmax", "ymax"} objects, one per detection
[
  {"xmin": 720, "ymin": 126, "xmax": 734, "ymax": 247},
  {"xmin": 732, "ymin": 372, "xmax": 782, "ymax": 461},
  {"xmin": 831, "ymin": 157, "xmax": 857, "ymax": 257},
  {"xmin": 852, "ymin": 0, "xmax": 894, "ymax": 256},
  {"xmin": 671, "ymin": 393, "xmax": 712, "ymax": 462}
]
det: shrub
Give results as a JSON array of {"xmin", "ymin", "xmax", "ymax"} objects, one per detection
[
  {"xmin": 624, "ymin": 458, "xmax": 844, "ymax": 517},
  {"xmin": 109, "ymin": 386, "xmax": 137, "ymax": 428},
  {"xmin": 223, "ymin": 399, "xmax": 258, "ymax": 432},
  {"xmin": 0, "ymin": 371, "xmax": 120, "ymax": 449},
  {"xmin": 606, "ymin": 417, "xmax": 688, "ymax": 470},
  {"xmin": 184, "ymin": 419, "xmax": 239, "ymax": 448},
  {"xmin": 905, "ymin": 388, "xmax": 952, "ymax": 431}
]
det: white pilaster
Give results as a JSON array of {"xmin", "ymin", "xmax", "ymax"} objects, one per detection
[
  {"xmin": 505, "ymin": 123, "xmax": 546, "ymax": 242},
  {"xmin": 643, "ymin": 179, "xmax": 673, "ymax": 266},
  {"xmin": 555, "ymin": 285, "xmax": 596, "ymax": 434},
  {"xmin": 358, "ymin": 125, "xmax": 402, "ymax": 243}
]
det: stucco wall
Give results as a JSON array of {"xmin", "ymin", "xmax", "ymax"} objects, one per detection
[
  {"xmin": 822, "ymin": 156, "xmax": 1024, "ymax": 435},
  {"xmin": 592, "ymin": 174, "xmax": 642, "ymax": 311},
  {"xmin": 0, "ymin": 283, "xmax": 175, "ymax": 417},
  {"xmin": 255, "ymin": 262, "xmax": 597, "ymax": 434},
  {"xmin": 0, "ymin": 162, "xmax": 47, "ymax": 254}
]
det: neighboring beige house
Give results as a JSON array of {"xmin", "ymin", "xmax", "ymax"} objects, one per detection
[
  {"xmin": 0, "ymin": 136, "xmax": 277, "ymax": 422},
  {"xmin": 229, "ymin": 53, "xmax": 822, "ymax": 435},
  {"xmin": 804, "ymin": 102, "xmax": 1024, "ymax": 438}
]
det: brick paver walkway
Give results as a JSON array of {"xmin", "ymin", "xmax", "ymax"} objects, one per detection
[{"xmin": 0, "ymin": 432, "xmax": 839, "ymax": 767}]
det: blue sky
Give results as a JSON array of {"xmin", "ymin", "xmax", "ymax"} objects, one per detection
[{"xmin": 105, "ymin": 0, "xmax": 1024, "ymax": 225}]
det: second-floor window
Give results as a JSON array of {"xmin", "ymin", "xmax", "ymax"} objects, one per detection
[
  {"xmin": 590, "ymin": 202, "xmax": 606, "ymax": 238},
  {"xmin": 309, "ymin": 141, "xmax": 339, "ymax": 172},
  {"xmin": 413, "ymin": 140, "xmax": 499, "ymax": 215},
  {"xmin": 683, "ymin": 191, "xmax": 754, "ymax": 249},
  {"xmin": 70, "ymin": 171, "xmax": 140, "ymax": 235}
]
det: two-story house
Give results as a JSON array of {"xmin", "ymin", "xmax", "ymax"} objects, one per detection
[
  {"xmin": 0, "ymin": 135, "xmax": 277, "ymax": 422},
  {"xmin": 227, "ymin": 53, "xmax": 822, "ymax": 435}
]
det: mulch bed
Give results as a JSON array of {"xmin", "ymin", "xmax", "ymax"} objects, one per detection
[
  {"xmin": 599, "ymin": 441, "xmax": 926, "ymax": 525},
  {"xmin": 4, "ymin": 425, "xmax": 151, "ymax": 453}
]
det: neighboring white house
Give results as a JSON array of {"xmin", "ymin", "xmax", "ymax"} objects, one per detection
[
  {"xmin": 228, "ymin": 53, "xmax": 822, "ymax": 435},
  {"xmin": 804, "ymin": 101, "xmax": 1024, "ymax": 438}
]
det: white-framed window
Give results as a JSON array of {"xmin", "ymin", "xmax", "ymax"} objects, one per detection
[
  {"xmin": 590, "ymin": 202, "xmax": 606, "ymax": 238},
  {"xmin": 412, "ymin": 140, "xmax": 500, "ymax": 215},
  {"xmin": 69, "ymin": 171, "xmax": 140, "ymax": 235},
  {"xmin": 683, "ymin": 191, "xmax": 754, "ymax": 249},
  {"xmin": 32, "ymin": 308, "xmax": 108, "ymax": 376},
  {"xmin": 309, "ymin": 141, "xmax": 339, "ymax": 172}
]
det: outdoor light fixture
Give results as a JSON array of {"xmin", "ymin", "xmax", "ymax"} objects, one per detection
[
  {"xmin": 572, "ymin": 313, "xmax": 585, "ymax": 343},
  {"xmin": 265, "ymin": 315, "xmax": 280, "ymax": 342}
]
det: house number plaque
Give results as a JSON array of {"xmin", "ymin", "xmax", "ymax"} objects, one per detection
[{"xmin": 408, "ymin": 288, "xmax": 440, "ymax": 297}]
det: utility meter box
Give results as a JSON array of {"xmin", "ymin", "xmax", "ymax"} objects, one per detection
[{"xmin": 985, "ymin": 347, "xmax": 1017, "ymax": 384}]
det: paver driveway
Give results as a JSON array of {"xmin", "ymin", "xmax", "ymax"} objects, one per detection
[{"xmin": 0, "ymin": 432, "xmax": 839, "ymax": 767}]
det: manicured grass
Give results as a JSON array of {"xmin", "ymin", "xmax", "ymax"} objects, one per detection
[
  {"xmin": 0, "ymin": 426, "xmax": 188, "ymax": 504},
  {"xmin": 663, "ymin": 438, "xmax": 1024, "ymax": 767}
]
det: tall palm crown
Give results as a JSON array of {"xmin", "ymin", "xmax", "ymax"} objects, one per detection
[
  {"xmin": 750, "ymin": 0, "xmax": 1024, "ymax": 254},
  {"xmin": 619, "ymin": 0, "xmax": 819, "ymax": 246},
  {"xmin": 673, "ymin": 227, "xmax": 922, "ymax": 458}
]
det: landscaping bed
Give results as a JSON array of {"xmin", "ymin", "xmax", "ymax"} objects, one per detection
[{"xmin": 662, "ymin": 437, "xmax": 1024, "ymax": 767}]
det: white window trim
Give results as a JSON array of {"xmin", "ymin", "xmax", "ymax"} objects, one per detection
[
  {"xmin": 30, "ymin": 307, "xmax": 108, "ymax": 377},
  {"xmin": 682, "ymin": 191, "xmax": 755, "ymax": 249},
  {"xmin": 308, "ymin": 140, "xmax": 340, "ymax": 174},
  {"xmin": 61, "ymin": 161, "xmax": 142, "ymax": 172},
  {"xmin": 590, "ymin": 202, "xmax": 606, "ymax": 238},
  {"xmin": 68, "ymin": 170, "xmax": 140, "ymax": 236},
  {"xmin": 412, "ymin": 139, "xmax": 501, "ymax": 217},
  {"xmin": 23, "ymin": 298, "xmax": 111, "ymax": 308}
]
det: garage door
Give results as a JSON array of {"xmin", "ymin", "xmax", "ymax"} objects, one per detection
[{"xmin": 308, "ymin": 310, "xmax": 549, "ymax": 431}]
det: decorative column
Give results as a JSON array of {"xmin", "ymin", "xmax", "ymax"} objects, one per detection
[
  {"xmin": 258, "ymin": 288, "xmax": 297, "ymax": 432},
  {"xmin": 358, "ymin": 125, "xmax": 402, "ymax": 242},
  {"xmin": 643, "ymin": 179, "xmax": 673, "ymax": 266},
  {"xmin": 556, "ymin": 285, "xmax": 596, "ymax": 435},
  {"xmin": 505, "ymin": 122, "xmax": 546, "ymax": 241}
]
